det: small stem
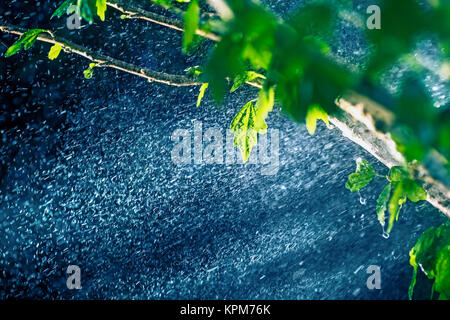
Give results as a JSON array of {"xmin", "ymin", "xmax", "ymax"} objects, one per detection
[
  {"xmin": 0, "ymin": 24, "xmax": 201, "ymax": 87},
  {"xmin": 106, "ymin": 1, "xmax": 220, "ymax": 41}
]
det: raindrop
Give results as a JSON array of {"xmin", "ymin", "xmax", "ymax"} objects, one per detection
[{"xmin": 358, "ymin": 191, "xmax": 367, "ymax": 205}]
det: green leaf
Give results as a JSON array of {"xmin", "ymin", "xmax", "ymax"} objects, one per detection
[
  {"xmin": 230, "ymin": 71, "xmax": 265, "ymax": 93},
  {"xmin": 96, "ymin": 0, "xmax": 107, "ymax": 21},
  {"xmin": 83, "ymin": 63, "xmax": 96, "ymax": 79},
  {"xmin": 409, "ymin": 222, "xmax": 450, "ymax": 300},
  {"xmin": 403, "ymin": 179, "xmax": 427, "ymax": 203},
  {"xmin": 4, "ymin": 42, "xmax": 22, "ymax": 58},
  {"xmin": 230, "ymin": 101, "xmax": 261, "ymax": 162},
  {"xmin": 4, "ymin": 29, "xmax": 45, "ymax": 57},
  {"xmin": 345, "ymin": 159, "xmax": 375, "ymax": 192},
  {"xmin": 78, "ymin": 0, "xmax": 97, "ymax": 23},
  {"xmin": 197, "ymin": 83, "xmax": 208, "ymax": 107},
  {"xmin": 183, "ymin": 0, "xmax": 199, "ymax": 52},
  {"xmin": 376, "ymin": 183, "xmax": 391, "ymax": 227},
  {"xmin": 305, "ymin": 104, "xmax": 332, "ymax": 135},
  {"xmin": 48, "ymin": 43, "xmax": 62, "ymax": 60},
  {"xmin": 387, "ymin": 181, "xmax": 406, "ymax": 233},
  {"xmin": 254, "ymin": 87, "xmax": 275, "ymax": 133},
  {"xmin": 51, "ymin": 0, "xmax": 74, "ymax": 19},
  {"xmin": 388, "ymin": 166, "xmax": 410, "ymax": 181},
  {"xmin": 385, "ymin": 178, "xmax": 426, "ymax": 234},
  {"xmin": 435, "ymin": 247, "xmax": 450, "ymax": 300},
  {"xmin": 408, "ymin": 258, "xmax": 418, "ymax": 300},
  {"xmin": 84, "ymin": 68, "xmax": 94, "ymax": 79},
  {"xmin": 185, "ymin": 65, "xmax": 203, "ymax": 77}
]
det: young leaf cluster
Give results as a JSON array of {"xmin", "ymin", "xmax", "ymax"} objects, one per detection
[{"xmin": 346, "ymin": 159, "xmax": 427, "ymax": 234}]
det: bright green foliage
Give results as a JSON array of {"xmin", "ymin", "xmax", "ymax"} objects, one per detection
[
  {"xmin": 4, "ymin": 29, "xmax": 45, "ymax": 57},
  {"xmin": 96, "ymin": 0, "xmax": 107, "ymax": 21},
  {"xmin": 345, "ymin": 159, "xmax": 375, "ymax": 192},
  {"xmin": 184, "ymin": 65, "xmax": 203, "ymax": 77},
  {"xmin": 51, "ymin": 0, "xmax": 74, "ymax": 19},
  {"xmin": 48, "ymin": 43, "xmax": 62, "ymax": 60},
  {"xmin": 253, "ymin": 87, "xmax": 275, "ymax": 134},
  {"xmin": 51, "ymin": 0, "xmax": 107, "ymax": 22},
  {"xmin": 229, "ymin": 88, "xmax": 274, "ymax": 162},
  {"xmin": 230, "ymin": 101, "xmax": 259, "ymax": 162},
  {"xmin": 152, "ymin": 0, "xmax": 190, "ymax": 8},
  {"xmin": 183, "ymin": 0, "xmax": 199, "ymax": 52},
  {"xmin": 409, "ymin": 222, "xmax": 450, "ymax": 300},
  {"xmin": 387, "ymin": 179, "xmax": 427, "ymax": 232},
  {"xmin": 230, "ymin": 71, "xmax": 265, "ymax": 93},
  {"xmin": 305, "ymin": 104, "xmax": 332, "ymax": 135},
  {"xmin": 346, "ymin": 159, "xmax": 427, "ymax": 234},
  {"xmin": 388, "ymin": 166, "xmax": 410, "ymax": 182},
  {"xmin": 376, "ymin": 183, "xmax": 391, "ymax": 227},
  {"xmin": 83, "ymin": 62, "xmax": 97, "ymax": 79},
  {"xmin": 387, "ymin": 181, "xmax": 407, "ymax": 233},
  {"xmin": 203, "ymin": 0, "xmax": 278, "ymax": 100},
  {"xmin": 196, "ymin": 83, "xmax": 208, "ymax": 107}
]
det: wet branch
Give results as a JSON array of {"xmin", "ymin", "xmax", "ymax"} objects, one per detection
[
  {"xmin": 106, "ymin": 1, "xmax": 220, "ymax": 41},
  {"xmin": 0, "ymin": 24, "xmax": 201, "ymax": 86}
]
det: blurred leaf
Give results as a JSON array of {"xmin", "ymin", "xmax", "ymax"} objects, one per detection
[
  {"xmin": 185, "ymin": 65, "xmax": 203, "ymax": 77},
  {"xmin": 389, "ymin": 166, "xmax": 410, "ymax": 182},
  {"xmin": 305, "ymin": 104, "xmax": 331, "ymax": 135},
  {"xmin": 403, "ymin": 179, "xmax": 427, "ymax": 203},
  {"xmin": 254, "ymin": 87, "xmax": 275, "ymax": 134},
  {"xmin": 183, "ymin": 0, "xmax": 199, "ymax": 52},
  {"xmin": 83, "ymin": 63, "xmax": 96, "ymax": 79},
  {"xmin": 409, "ymin": 222, "xmax": 450, "ymax": 300},
  {"xmin": 230, "ymin": 71, "xmax": 265, "ymax": 93},
  {"xmin": 51, "ymin": 0, "xmax": 74, "ymax": 19},
  {"xmin": 96, "ymin": 0, "xmax": 107, "ymax": 21},
  {"xmin": 204, "ymin": 33, "xmax": 246, "ymax": 101},
  {"xmin": 287, "ymin": 4, "xmax": 335, "ymax": 38},
  {"xmin": 366, "ymin": 0, "xmax": 425, "ymax": 75},
  {"xmin": 78, "ymin": 0, "xmax": 97, "ymax": 23}
]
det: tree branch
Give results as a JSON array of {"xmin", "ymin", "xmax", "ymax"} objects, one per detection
[
  {"xmin": 332, "ymin": 93, "xmax": 450, "ymax": 218},
  {"xmin": 0, "ymin": 24, "xmax": 201, "ymax": 86},
  {"xmin": 106, "ymin": 1, "xmax": 220, "ymax": 41}
]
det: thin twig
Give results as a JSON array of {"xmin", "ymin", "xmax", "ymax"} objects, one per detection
[{"xmin": 0, "ymin": 24, "xmax": 201, "ymax": 86}]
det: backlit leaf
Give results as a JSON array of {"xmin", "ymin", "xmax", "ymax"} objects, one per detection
[
  {"xmin": 376, "ymin": 183, "xmax": 391, "ymax": 227},
  {"xmin": 183, "ymin": 0, "xmax": 199, "ymax": 52},
  {"xmin": 4, "ymin": 29, "xmax": 45, "ymax": 57},
  {"xmin": 305, "ymin": 104, "xmax": 332, "ymax": 135},
  {"xmin": 51, "ymin": 0, "xmax": 74, "ymax": 19},
  {"xmin": 96, "ymin": 0, "xmax": 107, "ymax": 21},
  {"xmin": 197, "ymin": 83, "xmax": 208, "ymax": 107},
  {"xmin": 48, "ymin": 43, "xmax": 62, "ymax": 60},
  {"xmin": 345, "ymin": 159, "xmax": 375, "ymax": 192},
  {"xmin": 409, "ymin": 222, "xmax": 450, "ymax": 300}
]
